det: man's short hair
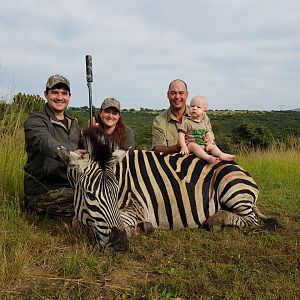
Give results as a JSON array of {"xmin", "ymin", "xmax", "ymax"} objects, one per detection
[{"xmin": 168, "ymin": 79, "xmax": 188, "ymax": 92}]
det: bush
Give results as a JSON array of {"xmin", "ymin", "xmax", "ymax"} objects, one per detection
[
  {"xmin": 13, "ymin": 92, "xmax": 45, "ymax": 113},
  {"xmin": 233, "ymin": 122, "xmax": 274, "ymax": 149}
]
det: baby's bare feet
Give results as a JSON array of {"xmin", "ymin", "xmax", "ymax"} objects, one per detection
[
  {"xmin": 219, "ymin": 153, "xmax": 235, "ymax": 161},
  {"xmin": 207, "ymin": 156, "xmax": 219, "ymax": 165}
]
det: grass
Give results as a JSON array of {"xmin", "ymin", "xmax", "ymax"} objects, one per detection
[
  {"xmin": 0, "ymin": 105, "xmax": 299, "ymax": 299},
  {"xmin": 237, "ymin": 141, "xmax": 300, "ymax": 215}
]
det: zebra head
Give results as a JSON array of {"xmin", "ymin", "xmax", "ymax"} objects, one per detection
[{"xmin": 57, "ymin": 127, "xmax": 128, "ymax": 251}]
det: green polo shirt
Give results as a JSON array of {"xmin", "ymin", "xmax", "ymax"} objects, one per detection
[{"xmin": 152, "ymin": 106, "xmax": 214, "ymax": 148}]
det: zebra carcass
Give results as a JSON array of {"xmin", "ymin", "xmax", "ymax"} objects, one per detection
[{"xmin": 57, "ymin": 127, "xmax": 279, "ymax": 251}]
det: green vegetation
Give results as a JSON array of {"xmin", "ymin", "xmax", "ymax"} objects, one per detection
[
  {"xmin": 0, "ymin": 98, "xmax": 299, "ymax": 299},
  {"xmin": 70, "ymin": 107, "xmax": 300, "ymax": 152},
  {"xmin": 209, "ymin": 110, "xmax": 300, "ymax": 153},
  {"xmin": 13, "ymin": 92, "xmax": 45, "ymax": 113}
]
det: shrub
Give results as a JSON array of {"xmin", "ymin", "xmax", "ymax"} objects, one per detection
[
  {"xmin": 13, "ymin": 92, "xmax": 45, "ymax": 113},
  {"xmin": 233, "ymin": 122, "xmax": 274, "ymax": 150}
]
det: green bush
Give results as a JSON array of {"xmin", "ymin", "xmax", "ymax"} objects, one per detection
[
  {"xmin": 13, "ymin": 92, "xmax": 45, "ymax": 113},
  {"xmin": 233, "ymin": 122, "xmax": 274, "ymax": 150}
]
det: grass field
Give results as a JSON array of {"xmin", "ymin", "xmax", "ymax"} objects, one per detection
[{"xmin": 0, "ymin": 106, "xmax": 299, "ymax": 299}]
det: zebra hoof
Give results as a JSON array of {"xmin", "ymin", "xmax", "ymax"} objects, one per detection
[
  {"xmin": 204, "ymin": 218, "xmax": 223, "ymax": 232},
  {"xmin": 139, "ymin": 222, "xmax": 154, "ymax": 234},
  {"xmin": 204, "ymin": 210, "xmax": 230, "ymax": 232},
  {"xmin": 206, "ymin": 223, "xmax": 223, "ymax": 232}
]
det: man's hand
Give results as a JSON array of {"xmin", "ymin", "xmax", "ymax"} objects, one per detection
[
  {"xmin": 74, "ymin": 149, "xmax": 87, "ymax": 157},
  {"xmin": 153, "ymin": 144, "xmax": 180, "ymax": 154}
]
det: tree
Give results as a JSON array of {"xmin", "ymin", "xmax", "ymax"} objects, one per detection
[
  {"xmin": 233, "ymin": 122, "xmax": 274, "ymax": 149},
  {"xmin": 13, "ymin": 92, "xmax": 45, "ymax": 113}
]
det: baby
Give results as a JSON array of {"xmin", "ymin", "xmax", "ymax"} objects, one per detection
[{"xmin": 178, "ymin": 96, "xmax": 234, "ymax": 164}]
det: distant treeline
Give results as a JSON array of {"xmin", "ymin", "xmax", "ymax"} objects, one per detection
[
  {"xmin": 1, "ymin": 92, "xmax": 299, "ymax": 152},
  {"xmin": 69, "ymin": 107, "xmax": 300, "ymax": 152}
]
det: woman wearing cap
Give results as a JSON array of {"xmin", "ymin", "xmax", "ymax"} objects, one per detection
[{"xmin": 96, "ymin": 97, "xmax": 135, "ymax": 150}]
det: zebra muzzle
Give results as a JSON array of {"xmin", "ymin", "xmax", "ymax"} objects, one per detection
[{"xmin": 107, "ymin": 227, "xmax": 129, "ymax": 252}]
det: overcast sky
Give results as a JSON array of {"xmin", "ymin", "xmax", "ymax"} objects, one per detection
[{"xmin": 1, "ymin": 0, "xmax": 299, "ymax": 111}]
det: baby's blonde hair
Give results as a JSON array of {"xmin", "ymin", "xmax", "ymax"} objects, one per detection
[{"xmin": 190, "ymin": 95, "xmax": 208, "ymax": 109}]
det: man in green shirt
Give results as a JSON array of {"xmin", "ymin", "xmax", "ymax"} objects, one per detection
[{"xmin": 152, "ymin": 79, "xmax": 213, "ymax": 154}]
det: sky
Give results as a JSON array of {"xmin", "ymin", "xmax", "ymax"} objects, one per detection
[{"xmin": 0, "ymin": 0, "xmax": 299, "ymax": 111}]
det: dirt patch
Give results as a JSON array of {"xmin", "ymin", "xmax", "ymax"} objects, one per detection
[{"xmin": 105, "ymin": 260, "xmax": 157, "ymax": 289}]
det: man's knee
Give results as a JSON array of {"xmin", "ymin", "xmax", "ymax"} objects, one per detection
[{"xmin": 24, "ymin": 188, "xmax": 74, "ymax": 218}]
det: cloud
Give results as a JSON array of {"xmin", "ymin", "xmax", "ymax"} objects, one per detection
[{"xmin": 0, "ymin": 0, "xmax": 299, "ymax": 110}]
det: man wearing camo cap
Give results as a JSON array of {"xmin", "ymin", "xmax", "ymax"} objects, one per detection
[{"xmin": 23, "ymin": 74, "xmax": 86, "ymax": 219}]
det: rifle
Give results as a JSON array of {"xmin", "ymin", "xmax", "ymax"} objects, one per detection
[{"xmin": 85, "ymin": 55, "xmax": 94, "ymax": 126}]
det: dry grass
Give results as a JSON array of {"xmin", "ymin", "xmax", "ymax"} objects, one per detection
[
  {"xmin": 0, "ymin": 105, "xmax": 299, "ymax": 299},
  {"xmin": 1, "ymin": 212, "xmax": 299, "ymax": 299}
]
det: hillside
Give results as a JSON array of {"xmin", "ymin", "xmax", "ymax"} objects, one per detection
[{"xmin": 69, "ymin": 108, "xmax": 300, "ymax": 152}]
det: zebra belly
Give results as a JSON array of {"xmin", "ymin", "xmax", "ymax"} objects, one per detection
[
  {"xmin": 121, "ymin": 189, "xmax": 217, "ymax": 230},
  {"xmin": 117, "ymin": 151, "xmax": 258, "ymax": 231}
]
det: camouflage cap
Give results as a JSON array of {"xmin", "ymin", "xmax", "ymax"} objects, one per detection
[
  {"xmin": 101, "ymin": 97, "xmax": 121, "ymax": 111},
  {"xmin": 46, "ymin": 74, "xmax": 70, "ymax": 91}
]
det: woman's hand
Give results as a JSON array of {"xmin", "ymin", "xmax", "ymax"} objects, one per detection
[{"xmin": 74, "ymin": 149, "xmax": 87, "ymax": 157}]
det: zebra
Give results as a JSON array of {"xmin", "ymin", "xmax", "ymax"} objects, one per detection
[{"xmin": 58, "ymin": 127, "xmax": 279, "ymax": 251}]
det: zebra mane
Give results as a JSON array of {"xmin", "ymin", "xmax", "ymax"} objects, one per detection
[{"xmin": 83, "ymin": 126, "xmax": 119, "ymax": 168}]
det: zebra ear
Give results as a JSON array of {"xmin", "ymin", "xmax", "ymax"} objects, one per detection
[
  {"xmin": 57, "ymin": 146, "xmax": 82, "ymax": 166},
  {"xmin": 57, "ymin": 146, "xmax": 71, "ymax": 164},
  {"xmin": 111, "ymin": 149, "xmax": 126, "ymax": 163}
]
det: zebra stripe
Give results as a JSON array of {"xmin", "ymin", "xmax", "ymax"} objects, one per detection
[
  {"xmin": 66, "ymin": 154, "xmax": 125, "ymax": 246},
  {"xmin": 114, "ymin": 150, "xmax": 259, "ymax": 231},
  {"xmin": 58, "ymin": 128, "xmax": 278, "ymax": 251}
]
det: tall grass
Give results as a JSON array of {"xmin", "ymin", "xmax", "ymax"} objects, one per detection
[
  {"xmin": 0, "ymin": 104, "xmax": 27, "ymax": 217},
  {"xmin": 0, "ymin": 104, "xmax": 299, "ymax": 299},
  {"xmin": 236, "ymin": 139, "xmax": 300, "ymax": 214}
]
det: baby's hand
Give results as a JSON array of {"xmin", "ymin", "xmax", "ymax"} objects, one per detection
[{"xmin": 180, "ymin": 146, "xmax": 189, "ymax": 155}]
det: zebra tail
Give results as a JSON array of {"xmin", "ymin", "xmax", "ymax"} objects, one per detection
[{"xmin": 252, "ymin": 205, "xmax": 282, "ymax": 232}]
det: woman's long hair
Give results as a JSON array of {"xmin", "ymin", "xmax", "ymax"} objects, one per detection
[{"xmin": 97, "ymin": 112, "xmax": 126, "ymax": 148}]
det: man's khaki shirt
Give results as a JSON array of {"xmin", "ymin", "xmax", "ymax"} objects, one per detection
[{"xmin": 152, "ymin": 106, "xmax": 214, "ymax": 148}]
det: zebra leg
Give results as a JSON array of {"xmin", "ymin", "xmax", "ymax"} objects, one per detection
[
  {"xmin": 137, "ymin": 221, "xmax": 154, "ymax": 234},
  {"xmin": 204, "ymin": 210, "xmax": 259, "ymax": 232},
  {"xmin": 123, "ymin": 222, "xmax": 154, "ymax": 237},
  {"xmin": 120, "ymin": 197, "xmax": 154, "ymax": 237}
]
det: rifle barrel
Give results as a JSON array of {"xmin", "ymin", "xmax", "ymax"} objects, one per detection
[{"xmin": 85, "ymin": 55, "xmax": 93, "ymax": 126}]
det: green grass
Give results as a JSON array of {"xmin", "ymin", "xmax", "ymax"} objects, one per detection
[
  {"xmin": 237, "ymin": 144, "xmax": 300, "ymax": 215},
  {"xmin": 0, "ymin": 104, "xmax": 299, "ymax": 299}
]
